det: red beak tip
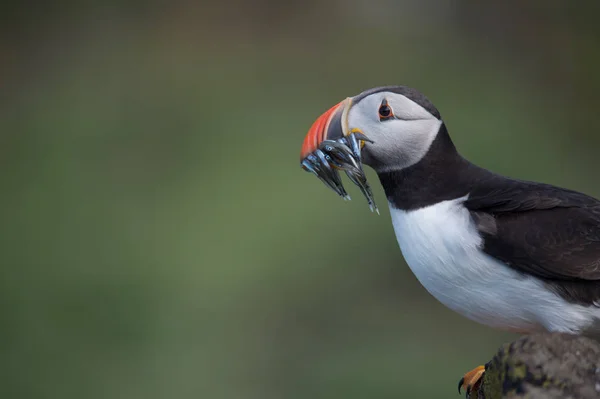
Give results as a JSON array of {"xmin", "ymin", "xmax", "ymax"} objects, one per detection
[{"xmin": 300, "ymin": 100, "xmax": 345, "ymax": 160}]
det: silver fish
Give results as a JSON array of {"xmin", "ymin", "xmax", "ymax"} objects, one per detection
[
  {"xmin": 301, "ymin": 132, "xmax": 378, "ymax": 212},
  {"xmin": 314, "ymin": 150, "xmax": 350, "ymax": 200},
  {"xmin": 302, "ymin": 155, "xmax": 347, "ymax": 199},
  {"xmin": 319, "ymin": 140, "xmax": 359, "ymax": 170}
]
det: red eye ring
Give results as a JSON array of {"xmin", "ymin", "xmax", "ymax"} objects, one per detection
[{"xmin": 378, "ymin": 100, "xmax": 393, "ymax": 120}]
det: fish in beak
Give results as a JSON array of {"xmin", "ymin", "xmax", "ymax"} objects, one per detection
[{"xmin": 300, "ymin": 97, "xmax": 378, "ymax": 213}]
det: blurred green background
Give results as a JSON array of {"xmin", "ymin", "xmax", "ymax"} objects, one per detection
[{"xmin": 2, "ymin": 1, "xmax": 600, "ymax": 398}]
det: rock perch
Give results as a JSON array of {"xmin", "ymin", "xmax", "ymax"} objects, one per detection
[{"xmin": 472, "ymin": 332, "xmax": 600, "ymax": 398}]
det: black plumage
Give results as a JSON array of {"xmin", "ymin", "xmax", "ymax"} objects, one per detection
[
  {"xmin": 467, "ymin": 179, "xmax": 600, "ymax": 306},
  {"xmin": 377, "ymin": 124, "xmax": 600, "ymax": 306}
]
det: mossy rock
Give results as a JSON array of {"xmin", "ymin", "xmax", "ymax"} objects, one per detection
[{"xmin": 472, "ymin": 333, "xmax": 600, "ymax": 399}]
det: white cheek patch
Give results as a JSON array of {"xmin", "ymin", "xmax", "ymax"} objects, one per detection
[
  {"xmin": 388, "ymin": 94, "xmax": 434, "ymax": 120},
  {"xmin": 374, "ymin": 118, "xmax": 442, "ymax": 171},
  {"xmin": 347, "ymin": 91, "xmax": 442, "ymax": 171}
]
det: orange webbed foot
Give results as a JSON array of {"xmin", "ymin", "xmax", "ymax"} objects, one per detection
[{"xmin": 458, "ymin": 365, "xmax": 485, "ymax": 398}]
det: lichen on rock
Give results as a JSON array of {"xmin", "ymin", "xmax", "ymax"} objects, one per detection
[{"xmin": 472, "ymin": 333, "xmax": 600, "ymax": 399}]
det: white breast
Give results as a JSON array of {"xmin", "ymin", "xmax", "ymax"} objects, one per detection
[{"xmin": 389, "ymin": 196, "xmax": 599, "ymax": 333}]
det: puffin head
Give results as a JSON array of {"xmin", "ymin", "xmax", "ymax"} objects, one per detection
[
  {"xmin": 301, "ymin": 86, "xmax": 443, "ymax": 173},
  {"xmin": 300, "ymin": 86, "xmax": 447, "ymax": 211}
]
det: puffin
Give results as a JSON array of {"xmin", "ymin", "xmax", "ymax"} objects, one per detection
[{"xmin": 298, "ymin": 85, "xmax": 600, "ymax": 397}]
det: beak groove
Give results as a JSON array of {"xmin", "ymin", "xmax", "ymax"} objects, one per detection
[{"xmin": 300, "ymin": 98, "xmax": 350, "ymax": 160}]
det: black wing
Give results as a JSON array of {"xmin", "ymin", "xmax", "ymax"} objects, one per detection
[{"xmin": 465, "ymin": 176, "xmax": 600, "ymax": 282}]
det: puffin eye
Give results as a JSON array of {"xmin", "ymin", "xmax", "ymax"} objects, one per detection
[{"xmin": 378, "ymin": 100, "xmax": 393, "ymax": 120}]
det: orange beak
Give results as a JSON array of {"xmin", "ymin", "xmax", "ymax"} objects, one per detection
[
  {"xmin": 300, "ymin": 98, "xmax": 352, "ymax": 161},
  {"xmin": 298, "ymin": 96, "xmax": 379, "ymax": 213}
]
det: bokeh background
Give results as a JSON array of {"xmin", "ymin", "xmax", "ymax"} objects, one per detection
[{"xmin": 2, "ymin": 1, "xmax": 600, "ymax": 398}]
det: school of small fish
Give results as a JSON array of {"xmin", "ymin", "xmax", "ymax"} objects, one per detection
[{"xmin": 300, "ymin": 132, "xmax": 379, "ymax": 214}]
